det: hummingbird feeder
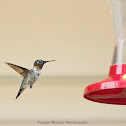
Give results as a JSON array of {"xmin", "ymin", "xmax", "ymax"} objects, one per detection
[{"xmin": 84, "ymin": 0, "xmax": 126, "ymax": 105}]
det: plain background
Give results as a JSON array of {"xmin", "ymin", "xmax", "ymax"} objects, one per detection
[
  {"xmin": 0, "ymin": 0, "xmax": 115, "ymax": 76},
  {"xmin": 1, "ymin": 1, "xmax": 126, "ymax": 126}
]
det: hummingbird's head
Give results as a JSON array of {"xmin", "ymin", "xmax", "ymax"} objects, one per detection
[{"xmin": 34, "ymin": 59, "xmax": 55, "ymax": 69}]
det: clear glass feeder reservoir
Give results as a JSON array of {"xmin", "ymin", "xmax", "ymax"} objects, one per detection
[{"xmin": 84, "ymin": 0, "xmax": 126, "ymax": 105}]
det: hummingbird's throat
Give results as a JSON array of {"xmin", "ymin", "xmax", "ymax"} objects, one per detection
[{"xmin": 35, "ymin": 66, "xmax": 41, "ymax": 70}]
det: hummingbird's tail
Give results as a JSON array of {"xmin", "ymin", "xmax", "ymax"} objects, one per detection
[
  {"xmin": 16, "ymin": 88, "xmax": 24, "ymax": 99},
  {"xmin": 16, "ymin": 92, "xmax": 21, "ymax": 99}
]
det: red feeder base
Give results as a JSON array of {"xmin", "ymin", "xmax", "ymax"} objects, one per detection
[{"xmin": 84, "ymin": 64, "xmax": 126, "ymax": 105}]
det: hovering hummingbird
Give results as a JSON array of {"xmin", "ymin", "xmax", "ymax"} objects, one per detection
[{"xmin": 5, "ymin": 59, "xmax": 55, "ymax": 99}]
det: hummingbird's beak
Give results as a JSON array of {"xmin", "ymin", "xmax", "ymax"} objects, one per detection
[{"xmin": 44, "ymin": 60, "xmax": 56, "ymax": 63}]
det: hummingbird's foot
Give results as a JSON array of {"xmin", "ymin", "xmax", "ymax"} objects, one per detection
[{"xmin": 30, "ymin": 84, "xmax": 32, "ymax": 89}]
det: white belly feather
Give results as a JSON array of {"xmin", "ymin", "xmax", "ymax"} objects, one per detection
[
  {"xmin": 33, "ymin": 67, "xmax": 41, "ymax": 81},
  {"xmin": 25, "ymin": 67, "xmax": 41, "ymax": 88}
]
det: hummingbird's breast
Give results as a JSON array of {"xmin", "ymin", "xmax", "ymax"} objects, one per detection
[{"xmin": 32, "ymin": 67, "xmax": 41, "ymax": 81}]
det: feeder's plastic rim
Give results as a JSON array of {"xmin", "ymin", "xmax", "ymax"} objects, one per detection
[{"xmin": 83, "ymin": 64, "xmax": 126, "ymax": 105}]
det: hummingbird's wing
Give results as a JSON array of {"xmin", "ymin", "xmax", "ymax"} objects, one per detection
[{"xmin": 5, "ymin": 62, "xmax": 30, "ymax": 77}]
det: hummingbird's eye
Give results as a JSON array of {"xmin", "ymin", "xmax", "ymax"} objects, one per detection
[
  {"xmin": 39, "ymin": 60, "xmax": 42, "ymax": 63},
  {"xmin": 36, "ymin": 60, "xmax": 39, "ymax": 64}
]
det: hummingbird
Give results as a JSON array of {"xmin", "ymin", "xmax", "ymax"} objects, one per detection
[{"xmin": 5, "ymin": 59, "xmax": 55, "ymax": 99}]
